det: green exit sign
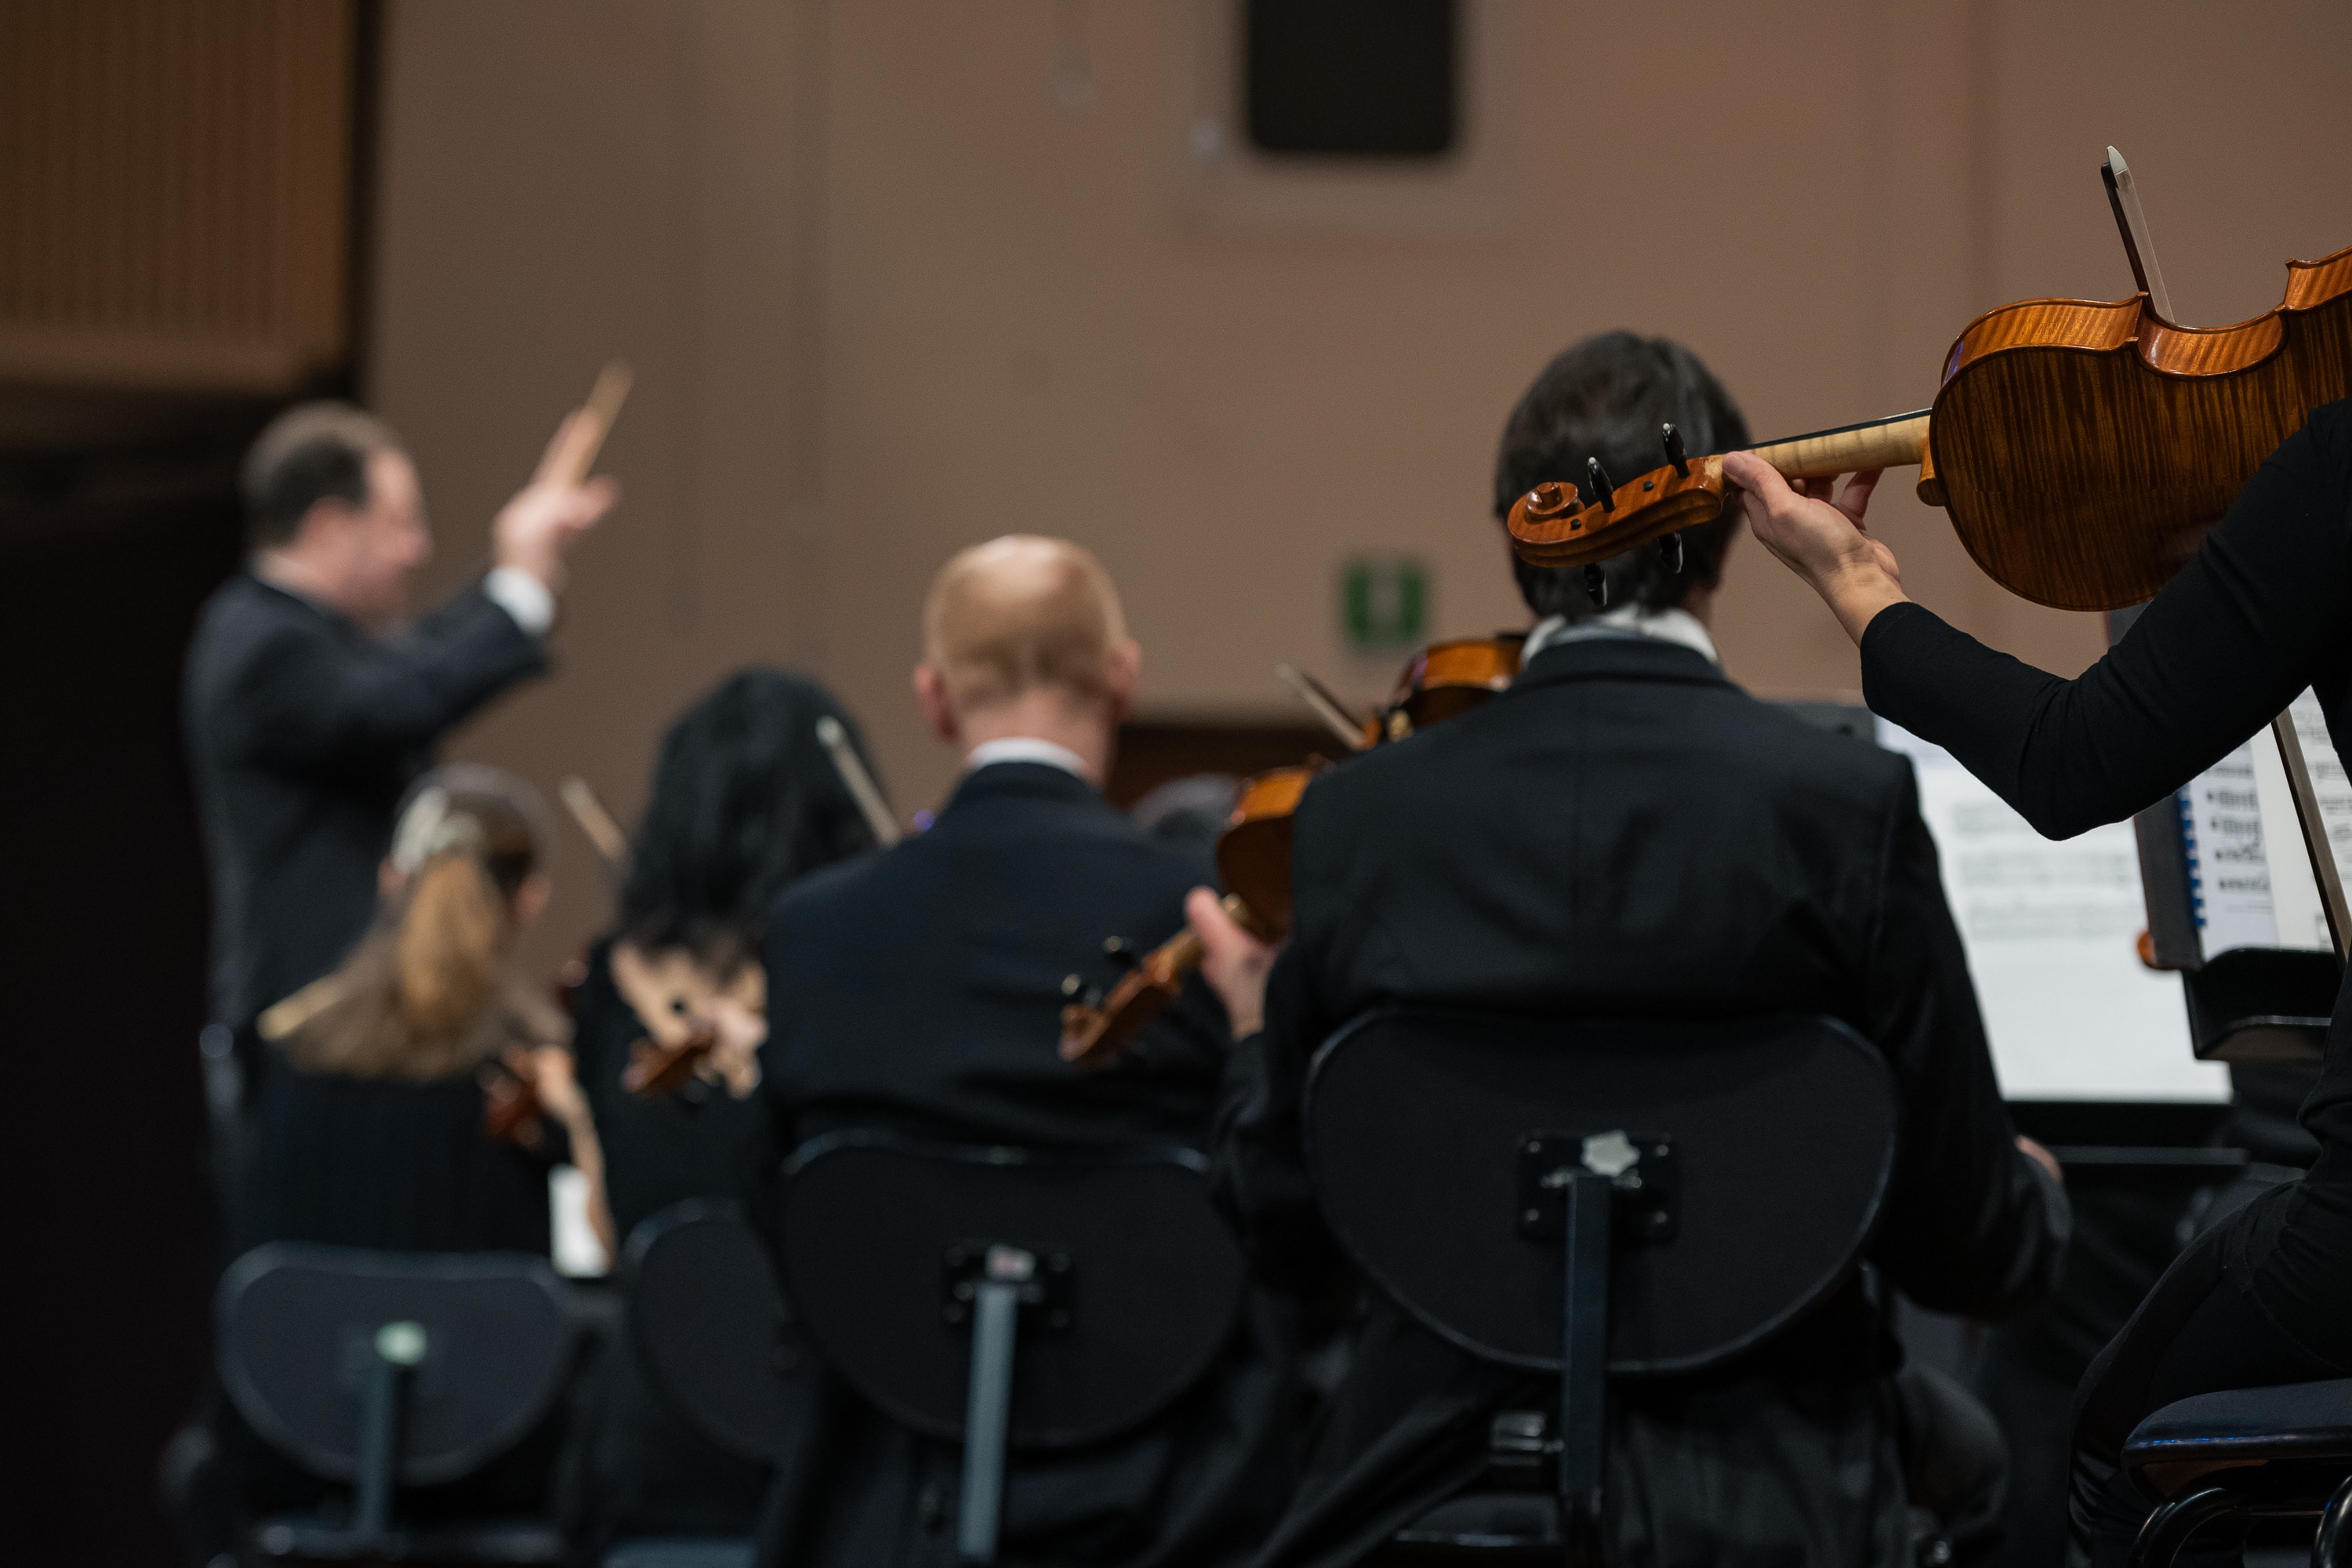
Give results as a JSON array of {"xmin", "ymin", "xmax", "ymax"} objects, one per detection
[{"xmin": 1340, "ymin": 556, "xmax": 1428, "ymax": 652}]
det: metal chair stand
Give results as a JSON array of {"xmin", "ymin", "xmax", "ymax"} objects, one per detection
[
  {"xmin": 946, "ymin": 1241, "xmax": 1073, "ymax": 1563},
  {"xmin": 2122, "ymin": 1379, "xmax": 2352, "ymax": 1567}
]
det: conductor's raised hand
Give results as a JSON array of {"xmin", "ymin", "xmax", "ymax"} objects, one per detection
[
  {"xmin": 1187, "ymin": 887, "xmax": 1275, "ymax": 1040},
  {"xmin": 494, "ymin": 409, "xmax": 621, "ymax": 593},
  {"xmin": 1721, "ymin": 452, "xmax": 1907, "ymax": 645}
]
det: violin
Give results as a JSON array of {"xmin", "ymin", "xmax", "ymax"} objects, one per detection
[
  {"xmin": 1505, "ymin": 241, "xmax": 2352, "ymax": 615},
  {"xmin": 481, "ymin": 1053, "xmax": 547, "ymax": 1145},
  {"xmin": 1372, "ymin": 634, "xmax": 1525, "ymax": 742},
  {"xmin": 622, "ymin": 1021, "xmax": 721, "ymax": 1098},
  {"xmin": 1059, "ymin": 763, "xmax": 1319, "ymax": 1066}
]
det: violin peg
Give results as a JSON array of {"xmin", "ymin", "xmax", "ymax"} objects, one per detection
[
  {"xmin": 1582, "ymin": 564, "xmax": 1609, "ymax": 608},
  {"xmin": 1061, "ymin": 973, "xmax": 1083, "ymax": 996},
  {"xmin": 1587, "ymin": 457, "xmax": 1616, "ymax": 512},
  {"xmin": 1657, "ymin": 532, "xmax": 1685, "ymax": 574},
  {"xmin": 1661, "ymin": 423, "xmax": 1690, "ymax": 478},
  {"xmin": 1103, "ymin": 935, "xmax": 1138, "ymax": 969},
  {"xmin": 1526, "ymin": 481, "xmax": 1578, "ymax": 517}
]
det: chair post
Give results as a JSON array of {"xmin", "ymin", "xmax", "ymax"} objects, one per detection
[
  {"xmin": 957, "ymin": 1246, "xmax": 1032, "ymax": 1563},
  {"xmin": 2314, "ymin": 1474, "xmax": 2352, "ymax": 1568},
  {"xmin": 1559, "ymin": 1170, "xmax": 1613, "ymax": 1566},
  {"xmin": 2129, "ymin": 1486, "xmax": 2239, "ymax": 1568},
  {"xmin": 352, "ymin": 1320, "xmax": 426, "ymax": 1544}
]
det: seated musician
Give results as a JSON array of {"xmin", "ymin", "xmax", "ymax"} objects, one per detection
[
  {"xmin": 1726, "ymin": 401, "xmax": 2352, "ymax": 1566},
  {"xmin": 565, "ymin": 669, "xmax": 880, "ymax": 1556},
  {"xmin": 253, "ymin": 764, "xmax": 608, "ymax": 1258},
  {"xmin": 222, "ymin": 767, "xmax": 604, "ymax": 1532},
  {"xmin": 1188, "ymin": 332, "xmax": 2072, "ymax": 1567},
  {"xmin": 747, "ymin": 536, "xmax": 1292, "ymax": 1567}
]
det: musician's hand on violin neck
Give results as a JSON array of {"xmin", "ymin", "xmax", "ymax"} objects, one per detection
[
  {"xmin": 1186, "ymin": 887, "xmax": 1274, "ymax": 1039},
  {"xmin": 1722, "ymin": 453, "xmax": 1907, "ymax": 645}
]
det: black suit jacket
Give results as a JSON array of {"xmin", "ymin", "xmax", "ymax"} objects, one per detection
[
  {"xmin": 182, "ymin": 572, "xmax": 544, "ymax": 1025},
  {"xmin": 1218, "ymin": 635, "xmax": 2071, "ymax": 1567},
  {"xmin": 753, "ymin": 761, "xmax": 1294, "ymax": 1568}
]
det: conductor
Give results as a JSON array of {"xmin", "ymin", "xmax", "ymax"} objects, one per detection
[{"xmin": 184, "ymin": 400, "xmax": 617, "ymax": 1035}]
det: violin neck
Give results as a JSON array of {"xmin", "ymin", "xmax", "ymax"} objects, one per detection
[{"xmin": 1740, "ymin": 411, "xmax": 1932, "ymax": 481}]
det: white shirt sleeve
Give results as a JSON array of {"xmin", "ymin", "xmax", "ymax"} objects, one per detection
[{"xmin": 483, "ymin": 567, "xmax": 555, "ymax": 637}]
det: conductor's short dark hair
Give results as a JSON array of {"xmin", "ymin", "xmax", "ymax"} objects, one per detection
[
  {"xmin": 1492, "ymin": 333, "xmax": 1750, "ymax": 622},
  {"xmin": 240, "ymin": 401, "xmax": 405, "ymax": 550}
]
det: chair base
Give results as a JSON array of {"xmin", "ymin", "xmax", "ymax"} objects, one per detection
[
  {"xmin": 1381, "ymin": 1490, "xmax": 1563, "ymax": 1559},
  {"xmin": 603, "ymin": 1539, "xmax": 755, "ymax": 1568},
  {"xmin": 249, "ymin": 1513, "xmax": 564, "ymax": 1564}
]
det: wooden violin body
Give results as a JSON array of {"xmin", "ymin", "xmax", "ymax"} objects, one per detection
[
  {"xmin": 1060, "ymin": 763, "xmax": 1319, "ymax": 1066},
  {"xmin": 622, "ymin": 1022, "xmax": 719, "ymax": 1098},
  {"xmin": 1374, "ymin": 635, "xmax": 1524, "ymax": 742},
  {"xmin": 1508, "ymin": 242, "xmax": 2352, "ymax": 612}
]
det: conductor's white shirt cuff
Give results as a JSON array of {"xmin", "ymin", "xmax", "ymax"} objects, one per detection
[{"xmin": 484, "ymin": 567, "xmax": 555, "ymax": 637}]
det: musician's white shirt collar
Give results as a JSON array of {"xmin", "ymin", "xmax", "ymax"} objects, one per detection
[
  {"xmin": 1522, "ymin": 605, "xmax": 1719, "ymax": 666},
  {"xmin": 964, "ymin": 737, "xmax": 1095, "ymax": 782}
]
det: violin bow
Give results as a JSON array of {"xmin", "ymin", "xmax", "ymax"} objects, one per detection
[
  {"xmin": 817, "ymin": 716, "xmax": 903, "ymax": 845},
  {"xmin": 1275, "ymin": 664, "xmax": 1373, "ymax": 752},
  {"xmin": 2101, "ymin": 146, "xmax": 2348, "ymax": 956},
  {"xmin": 559, "ymin": 775, "xmax": 630, "ymax": 869}
]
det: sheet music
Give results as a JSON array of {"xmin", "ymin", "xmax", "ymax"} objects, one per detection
[
  {"xmin": 2180, "ymin": 741, "xmax": 2280, "ymax": 954},
  {"xmin": 2177, "ymin": 691, "xmax": 2352, "ymax": 959},
  {"xmin": 1878, "ymin": 720, "xmax": 2227, "ymax": 1102}
]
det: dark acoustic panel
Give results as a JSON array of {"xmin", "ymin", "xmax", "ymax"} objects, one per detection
[{"xmin": 1244, "ymin": 0, "xmax": 1458, "ymax": 159}]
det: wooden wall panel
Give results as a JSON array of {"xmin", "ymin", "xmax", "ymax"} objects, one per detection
[{"xmin": 0, "ymin": 0, "xmax": 356, "ymax": 393}]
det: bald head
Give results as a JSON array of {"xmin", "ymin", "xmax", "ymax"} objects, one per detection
[
  {"xmin": 922, "ymin": 535, "xmax": 1131, "ymax": 713},
  {"xmin": 915, "ymin": 536, "xmax": 1140, "ymax": 773}
]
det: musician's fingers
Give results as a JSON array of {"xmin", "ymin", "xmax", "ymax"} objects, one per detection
[
  {"xmin": 1719, "ymin": 450, "xmax": 1791, "ymax": 499},
  {"xmin": 1837, "ymin": 469, "xmax": 1885, "ymax": 527}
]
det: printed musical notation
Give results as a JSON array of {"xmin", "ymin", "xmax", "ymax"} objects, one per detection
[
  {"xmin": 1878, "ymin": 720, "xmax": 2226, "ymax": 1104},
  {"xmin": 2179, "ymin": 691, "xmax": 2352, "ymax": 958}
]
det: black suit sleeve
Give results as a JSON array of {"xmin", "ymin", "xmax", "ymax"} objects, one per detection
[
  {"xmin": 1211, "ymin": 943, "xmax": 1349, "ymax": 1295},
  {"xmin": 1861, "ymin": 765, "xmax": 2071, "ymax": 1318},
  {"xmin": 1862, "ymin": 405, "xmax": 2352, "ymax": 839},
  {"xmin": 231, "ymin": 584, "xmax": 546, "ymax": 773}
]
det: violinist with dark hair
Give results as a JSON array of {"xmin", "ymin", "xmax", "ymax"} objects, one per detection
[
  {"xmin": 564, "ymin": 669, "xmax": 884, "ymax": 1559},
  {"xmin": 1190, "ymin": 332, "xmax": 2070, "ymax": 1568},
  {"xmin": 571, "ymin": 668, "xmax": 884, "ymax": 1243}
]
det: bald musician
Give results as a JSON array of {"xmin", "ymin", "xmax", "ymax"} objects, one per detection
[
  {"xmin": 750, "ymin": 536, "xmax": 1291, "ymax": 1566},
  {"xmin": 184, "ymin": 403, "xmax": 615, "ymax": 1035},
  {"xmin": 1188, "ymin": 334, "xmax": 2072, "ymax": 1568}
]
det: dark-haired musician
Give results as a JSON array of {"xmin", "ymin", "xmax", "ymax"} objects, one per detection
[{"xmin": 1190, "ymin": 332, "xmax": 2071, "ymax": 1567}]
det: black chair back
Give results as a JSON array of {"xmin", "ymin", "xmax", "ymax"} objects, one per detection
[
  {"xmin": 775, "ymin": 1131, "xmax": 1246, "ymax": 1448},
  {"xmin": 775, "ymin": 1131, "xmax": 1247, "ymax": 1561},
  {"xmin": 622, "ymin": 1200, "xmax": 800, "ymax": 1464},
  {"xmin": 1304, "ymin": 1008, "xmax": 1900, "ymax": 1376},
  {"xmin": 218, "ymin": 1243, "xmax": 577, "ymax": 1490}
]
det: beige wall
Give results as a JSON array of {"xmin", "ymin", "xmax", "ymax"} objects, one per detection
[{"xmin": 370, "ymin": 0, "xmax": 2352, "ymax": 973}]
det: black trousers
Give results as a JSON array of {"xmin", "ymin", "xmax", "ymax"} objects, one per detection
[{"xmin": 2067, "ymin": 1194, "xmax": 2347, "ymax": 1566}]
